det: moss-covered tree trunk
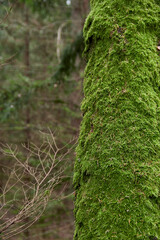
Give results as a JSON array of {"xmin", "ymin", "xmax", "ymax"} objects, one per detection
[{"xmin": 74, "ymin": 0, "xmax": 160, "ymax": 239}]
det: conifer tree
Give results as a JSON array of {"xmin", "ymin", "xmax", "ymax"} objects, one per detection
[{"xmin": 74, "ymin": 0, "xmax": 160, "ymax": 239}]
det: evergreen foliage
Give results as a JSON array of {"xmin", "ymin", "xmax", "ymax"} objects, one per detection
[
  {"xmin": 0, "ymin": 1, "xmax": 83, "ymax": 120},
  {"xmin": 20, "ymin": 0, "xmax": 71, "ymax": 18},
  {"xmin": 21, "ymin": 0, "xmax": 69, "ymax": 11},
  {"xmin": 53, "ymin": 32, "xmax": 84, "ymax": 83},
  {"xmin": 74, "ymin": 0, "xmax": 160, "ymax": 239},
  {"xmin": 0, "ymin": 0, "xmax": 73, "ymax": 122}
]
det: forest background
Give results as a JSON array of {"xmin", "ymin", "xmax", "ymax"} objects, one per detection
[{"xmin": 0, "ymin": 0, "xmax": 89, "ymax": 239}]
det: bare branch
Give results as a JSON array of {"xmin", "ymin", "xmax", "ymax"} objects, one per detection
[{"xmin": 0, "ymin": 131, "xmax": 75, "ymax": 239}]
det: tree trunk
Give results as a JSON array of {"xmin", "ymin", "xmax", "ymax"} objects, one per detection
[
  {"xmin": 82, "ymin": 0, "xmax": 89, "ymax": 19},
  {"xmin": 74, "ymin": 0, "xmax": 160, "ymax": 239},
  {"xmin": 24, "ymin": 6, "xmax": 31, "ymax": 239},
  {"xmin": 24, "ymin": 5, "xmax": 31, "ymax": 143},
  {"xmin": 71, "ymin": 0, "xmax": 89, "ymax": 35}
]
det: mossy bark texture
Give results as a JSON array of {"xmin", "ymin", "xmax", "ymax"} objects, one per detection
[{"xmin": 74, "ymin": 0, "xmax": 160, "ymax": 239}]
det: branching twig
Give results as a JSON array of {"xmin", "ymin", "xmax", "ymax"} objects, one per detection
[{"xmin": 0, "ymin": 130, "xmax": 75, "ymax": 239}]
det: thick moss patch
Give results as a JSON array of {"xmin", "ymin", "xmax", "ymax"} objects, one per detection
[{"xmin": 74, "ymin": 0, "xmax": 160, "ymax": 239}]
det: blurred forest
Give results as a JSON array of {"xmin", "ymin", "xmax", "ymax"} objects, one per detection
[{"xmin": 0, "ymin": 0, "xmax": 89, "ymax": 239}]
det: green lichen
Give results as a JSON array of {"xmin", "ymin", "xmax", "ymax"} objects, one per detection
[{"xmin": 74, "ymin": 0, "xmax": 160, "ymax": 239}]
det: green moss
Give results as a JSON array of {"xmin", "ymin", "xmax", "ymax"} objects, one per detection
[{"xmin": 74, "ymin": 0, "xmax": 160, "ymax": 239}]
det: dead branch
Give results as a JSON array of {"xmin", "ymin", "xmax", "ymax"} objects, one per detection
[{"xmin": 0, "ymin": 131, "xmax": 75, "ymax": 240}]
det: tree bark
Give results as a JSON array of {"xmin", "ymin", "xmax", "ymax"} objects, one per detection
[
  {"xmin": 24, "ymin": 7, "xmax": 31, "ymax": 239},
  {"xmin": 82, "ymin": 0, "xmax": 89, "ymax": 19},
  {"xmin": 74, "ymin": 0, "xmax": 160, "ymax": 239},
  {"xmin": 71, "ymin": 0, "xmax": 82, "ymax": 35},
  {"xmin": 24, "ymin": 5, "xmax": 31, "ymax": 143}
]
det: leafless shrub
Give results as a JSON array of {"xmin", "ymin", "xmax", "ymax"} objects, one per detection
[{"xmin": 0, "ymin": 130, "xmax": 75, "ymax": 240}]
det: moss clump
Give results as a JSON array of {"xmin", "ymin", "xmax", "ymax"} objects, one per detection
[{"xmin": 74, "ymin": 0, "xmax": 160, "ymax": 239}]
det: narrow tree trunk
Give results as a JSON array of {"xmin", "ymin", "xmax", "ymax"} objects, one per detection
[
  {"xmin": 74, "ymin": 0, "xmax": 160, "ymax": 239},
  {"xmin": 23, "ymin": 7, "xmax": 31, "ymax": 239},
  {"xmin": 24, "ymin": 5, "xmax": 31, "ymax": 143},
  {"xmin": 82, "ymin": 0, "xmax": 89, "ymax": 19},
  {"xmin": 71, "ymin": 0, "xmax": 82, "ymax": 35}
]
